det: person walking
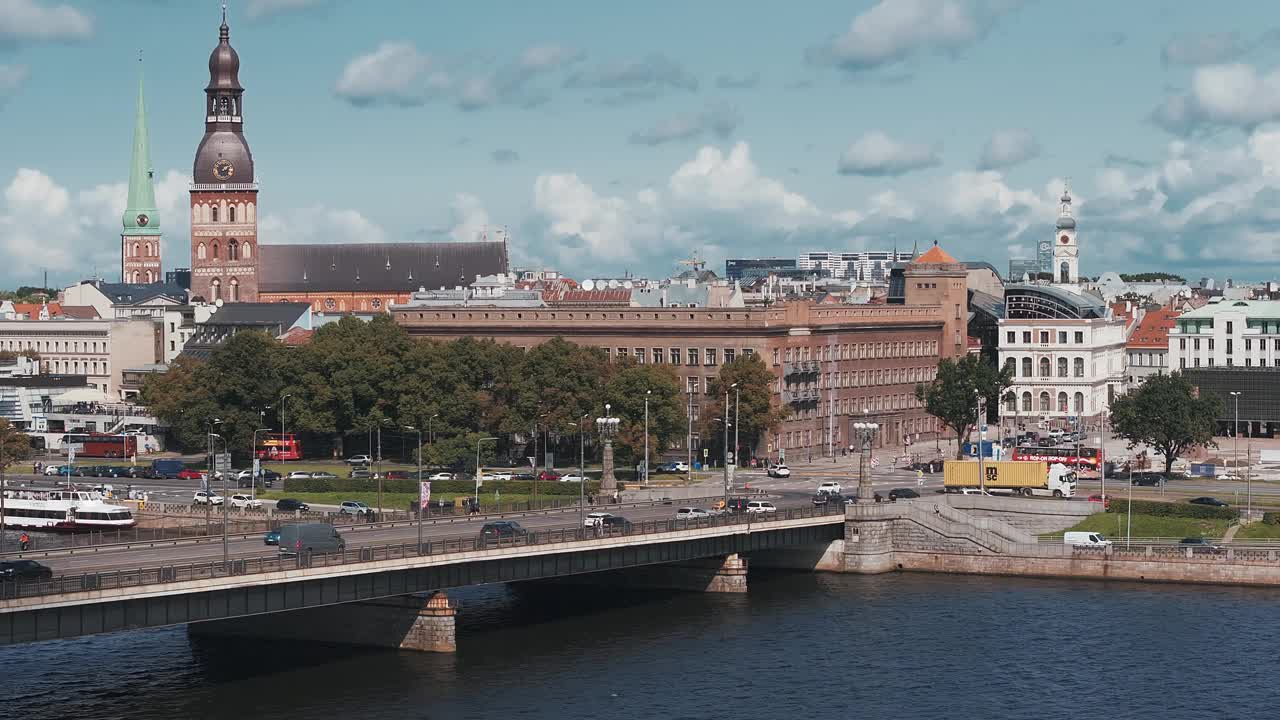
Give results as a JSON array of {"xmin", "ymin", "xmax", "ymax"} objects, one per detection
[{"xmin": 19, "ymin": 532, "xmax": 31, "ymax": 551}]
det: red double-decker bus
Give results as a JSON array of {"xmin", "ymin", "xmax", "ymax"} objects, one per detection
[
  {"xmin": 64, "ymin": 433, "xmax": 137, "ymax": 458},
  {"xmin": 1013, "ymin": 445, "xmax": 1102, "ymax": 470},
  {"xmin": 256, "ymin": 432, "xmax": 301, "ymax": 461}
]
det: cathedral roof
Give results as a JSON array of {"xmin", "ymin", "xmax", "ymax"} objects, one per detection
[{"xmin": 257, "ymin": 241, "xmax": 510, "ymax": 294}]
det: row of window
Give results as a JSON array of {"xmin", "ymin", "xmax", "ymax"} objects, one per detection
[
  {"xmin": 1178, "ymin": 337, "xmax": 1280, "ymax": 352},
  {"xmin": 0, "ymin": 339, "xmax": 106, "ymax": 354},
  {"xmin": 127, "ymin": 270, "xmax": 156, "ymax": 283},
  {"xmin": 48, "ymin": 359, "xmax": 105, "ymax": 375},
  {"xmin": 208, "ymin": 278, "xmax": 241, "ymax": 302},
  {"xmin": 1004, "ymin": 356, "xmax": 1087, "ymax": 379},
  {"xmin": 1006, "ymin": 330, "xmax": 1086, "ymax": 345},
  {"xmin": 1180, "ymin": 357, "xmax": 1280, "ymax": 369},
  {"xmin": 126, "ymin": 242, "xmax": 157, "ymax": 258},
  {"xmin": 780, "ymin": 417, "xmax": 937, "ymax": 449},
  {"xmin": 1128, "ymin": 351, "xmax": 1167, "ymax": 368},
  {"xmin": 193, "ymin": 202, "xmax": 254, "ymax": 224},
  {"xmin": 195, "ymin": 240, "xmax": 253, "ymax": 261},
  {"xmin": 1006, "ymin": 390, "xmax": 1086, "ymax": 413},
  {"xmin": 791, "ymin": 366, "xmax": 937, "ymax": 392},
  {"xmin": 775, "ymin": 340, "xmax": 939, "ymax": 365},
  {"xmin": 609, "ymin": 347, "xmax": 752, "ymax": 366}
]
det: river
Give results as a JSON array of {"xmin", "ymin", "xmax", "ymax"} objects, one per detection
[{"xmin": 2, "ymin": 572, "xmax": 1270, "ymax": 719}]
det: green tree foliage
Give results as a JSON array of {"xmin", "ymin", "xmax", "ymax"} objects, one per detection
[
  {"xmin": 602, "ymin": 361, "xmax": 685, "ymax": 464},
  {"xmin": 1119, "ymin": 272, "xmax": 1186, "ymax": 283},
  {"xmin": 702, "ymin": 354, "xmax": 789, "ymax": 461},
  {"xmin": 915, "ymin": 355, "xmax": 1013, "ymax": 459},
  {"xmin": 0, "ymin": 418, "xmax": 32, "ymax": 472},
  {"xmin": 1109, "ymin": 373, "xmax": 1222, "ymax": 475}
]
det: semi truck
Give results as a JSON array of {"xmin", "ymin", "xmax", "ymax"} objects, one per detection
[{"xmin": 943, "ymin": 460, "xmax": 1077, "ymax": 498}]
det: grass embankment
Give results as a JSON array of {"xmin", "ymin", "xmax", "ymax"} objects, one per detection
[
  {"xmin": 1233, "ymin": 523, "xmax": 1280, "ymax": 540},
  {"xmin": 1047, "ymin": 513, "xmax": 1234, "ymax": 539}
]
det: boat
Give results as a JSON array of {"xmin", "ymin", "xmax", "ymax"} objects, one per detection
[{"xmin": 0, "ymin": 489, "xmax": 136, "ymax": 531}]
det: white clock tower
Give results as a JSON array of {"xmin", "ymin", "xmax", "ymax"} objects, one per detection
[{"xmin": 1053, "ymin": 185, "xmax": 1078, "ymax": 286}]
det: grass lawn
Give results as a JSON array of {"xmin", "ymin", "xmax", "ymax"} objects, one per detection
[
  {"xmin": 1233, "ymin": 523, "xmax": 1280, "ymax": 540},
  {"xmin": 1045, "ymin": 513, "xmax": 1234, "ymax": 540}
]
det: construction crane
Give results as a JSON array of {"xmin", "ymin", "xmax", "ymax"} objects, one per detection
[{"xmin": 676, "ymin": 251, "xmax": 706, "ymax": 274}]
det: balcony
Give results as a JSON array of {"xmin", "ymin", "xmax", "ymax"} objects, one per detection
[
  {"xmin": 189, "ymin": 182, "xmax": 259, "ymax": 192},
  {"xmin": 785, "ymin": 389, "xmax": 820, "ymax": 407}
]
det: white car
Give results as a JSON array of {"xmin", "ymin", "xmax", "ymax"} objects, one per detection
[
  {"xmin": 559, "ymin": 473, "xmax": 585, "ymax": 482},
  {"xmin": 339, "ymin": 500, "xmax": 370, "ymax": 515},
  {"xmin": 745, "ymin": 501, "xmax": 777, "ymax": 514},
  {"xmin": 817, "ymin": 481, "xmax": 842, "ymax": 495},
  {"xmin": 229, "ymin": 494, "xmax": 262, "ymax": 509},
  {"xmin": 287, "ymin": 471, "xmax": 314, "ymax": 480},
  {"xmin": 491, "ymin": 471, "xmax": 514, "ymax": 481},
  {"xmin": 346, "ymin": 455, "xmax": 373, "ymax": 466},
  {"xmin": 768, "ymin": 465, "xmax": 791, "ymax": 478},
  {"xmin": 193, "ymin": 491, "xmax": 224, "ymax": 505},
  {"xmin": 428, "ymin": 472, "xmax": 455, "ymax": 481},
  {"xmin": 676, "ymin": 507, "xmax": 710, "ymax": 520},
  {"xmin": 584, "ymin": 512, "xmax": 613, "ymax": 527},
  {"xmin": 671, "ymin": 461, "xmax": 690, "ymax": 472}
]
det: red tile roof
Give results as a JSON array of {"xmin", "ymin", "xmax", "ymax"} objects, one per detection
[
  {"xmin": 911, "ymin": 244, "xmax": 959, "ymax": 265},
  {"xmin": 279, "ymin": 327, "xmax": 314, "ymax": 346},
  {"xmin": 12, "ymin": 302, "xmax": 61, "ymax": 318},
  {"xmin": 1127, "ymin": 307, "xmax": 1180, "ymax": 349}
]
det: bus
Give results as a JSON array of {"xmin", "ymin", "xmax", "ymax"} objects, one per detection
[
  {"xmin": 256, "ymin": 432, "xmax": 301, "ymax": 461},
  {"xmin": 1013, "ymin": 445, "xmax": 1101, "ymax": 471},
  {"xmin": 63, "ymin": 433, "xmax": 138, "ymax": 458}
]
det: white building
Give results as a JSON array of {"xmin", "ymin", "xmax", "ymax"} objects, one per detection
[
  {"xmin": 0, "ymin": 316, "xmax": 159, "ymax": 398},
  {"xmin": 797, "ymin": 250, "xmax": 913, "ymax": 281},
  {"xmin": 1168, "ymin": 299, "xmax": 1280, "ymax": 371}
]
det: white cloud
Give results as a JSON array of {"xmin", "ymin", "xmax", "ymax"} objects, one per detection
[
  {"xmin": 808, "ymin": 0, "xmax": 1024, "ymax": 72},
  {"xmin": 837, "ymin": 131, "xmax": 941, "ymax": 176},
  {"xmin": 0, "ymin": 0, "xmax": 92, "ymax": 44},
  {"xmin": 448, "ymin": 193, "xmax": 491, "ymax": 243},
  {"xmin": 977, "ymin": 128, "xmax": 1040, "ymax": 169},
  {"xmin": 0, "ymin": 63, "xmax": 26, "ymax": 105},
  {"xmin": 259, "ymin": 207, "xmax": 387, "ymax": 245},
  {"xmin": 334, "ymin": 42, "xmax": 450, "ymax": 106},
  {"xmin": 565, "ymin": 53, "xmax": 698, "ymax": 96},
  {"xmin": 668, "ymin": 142, "xmax": 821, "ymax": 224},
  {"xmin": 1152, "ymin": 64, "xmax": 1280, "ymax": 134},
  {"xmin": 246, "ymin": 0, "xmax": 325, "ymax": 20},
  {"xmin": 629, "ymin": 103, "xmax": 740, "ymax": 146}
]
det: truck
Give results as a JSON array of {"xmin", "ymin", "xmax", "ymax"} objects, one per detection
[{"xmin": 942, "ymin": 460, "xmax": 1077, "ymax": 498}]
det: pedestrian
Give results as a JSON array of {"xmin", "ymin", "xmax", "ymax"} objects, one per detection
[{"xmin": 19, "ymin": 532, "xmax": 30, "ymax": 551}]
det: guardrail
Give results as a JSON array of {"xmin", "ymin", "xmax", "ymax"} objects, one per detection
[
  {"xmin": 0, "ymin": 504, "xmax": 842, "ymax": 600},
  {"xmin": 0, "ymin": 496, "xmax": 731, "ymax": 560}
]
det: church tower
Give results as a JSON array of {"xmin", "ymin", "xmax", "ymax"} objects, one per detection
[
  {"xmin": 1053, "ymin": 185, "xmax": 1078, "ymax": 286},
  {"xmin": 190, "ymin": 6, "xmax": 259, "ymax": 303},
  {"xmin": 121, "ymin": 59, "xmax": 162, "ymax": 284}
]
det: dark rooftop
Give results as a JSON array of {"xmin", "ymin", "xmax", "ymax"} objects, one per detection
[
  {"xmin": 94, "ymin": 282, "xmax": 189, "ymax": 305},
  {"xmin": 258, "ymin": 242, "xmax": 509, "ymax": 294}
]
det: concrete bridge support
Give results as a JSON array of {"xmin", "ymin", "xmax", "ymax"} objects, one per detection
[
  {"xmin": 187, "ymin": 590, "xmax": 457, "ymax": 653},
  {"xmin": 547, "ymin": 554, "xmax": 749, "ymax": 593}
]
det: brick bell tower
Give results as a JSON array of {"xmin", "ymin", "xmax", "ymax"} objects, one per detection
[{"xmin": 190, "ymin": 5, "xmax": 259, "ymax": 303}]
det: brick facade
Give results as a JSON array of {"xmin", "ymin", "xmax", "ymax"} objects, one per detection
[{"xmin": 189, "ymin": 189, "xmax": 259, "ymax": 303}]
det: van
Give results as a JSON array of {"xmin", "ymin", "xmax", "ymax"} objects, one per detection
[
  {"xmin": 278, "ymin": 523, "xmax": 346, "ymax": 555},
  {"xmin": 1064, "ymin": 531, "xmax": 1112, "ymax": 547},
  {"xmin": 150, "ymin": 459, "xmax": 186, "ymax": 479}
]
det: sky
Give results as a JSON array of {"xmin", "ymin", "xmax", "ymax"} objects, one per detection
[{"xmin": 3, "ymin": 0, "xmax": 1280, "ymax": 288}]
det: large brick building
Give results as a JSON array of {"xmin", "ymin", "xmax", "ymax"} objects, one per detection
[{"xmin": 391, "ymin": 251, "xmax": 968, "ymax": 460}]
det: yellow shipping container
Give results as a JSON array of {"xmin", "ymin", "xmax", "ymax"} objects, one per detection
[{"xmin": 943, "ymin": 460, "xmax": 1049, "ymax": 489}]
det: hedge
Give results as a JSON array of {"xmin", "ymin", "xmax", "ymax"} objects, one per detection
[
  {"xmin": 282, "ymin": 478, "xmax": 602, "ymax": 496},
  {"xmin": 1107, "ymin": 499, "xmax": 1236, "ymax": 521},
  {"xmin": 1263, "ymin": 512, "xmax": 1280, "ymax": 526}
]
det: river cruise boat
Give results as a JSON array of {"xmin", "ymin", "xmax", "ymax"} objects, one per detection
[{"xmin": 1, "ymin": 489, "xmax": 136, "ymax": 531}]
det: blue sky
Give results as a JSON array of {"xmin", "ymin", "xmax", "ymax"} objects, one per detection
[{"xmin": 2, "ymin": 0, "xmax": 1280, "ymax": 288}]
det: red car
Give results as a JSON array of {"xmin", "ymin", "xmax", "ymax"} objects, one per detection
[
  {"xmin": 538, "ymin": 470, "xmax": 561, "ymax": 481},
  {"xmin": 177, "ymin": 469, "xmax": 204, "ymax": 480},
  {"xmin": 1087, "ymin": 494, "xmax": 1111, "ymax": 509}
]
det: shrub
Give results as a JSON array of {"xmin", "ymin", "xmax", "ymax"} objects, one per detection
[
  {"xmin": 282, "ymin": 478, "xmax": 601, "ymax": 496},
  {"xmin": 1108, "ymin": 499, "xmax": 1236, "ymax": 521},
  {"xmin": 1262, "ymin": 512, "xmax": 1280, "ymax": 526}
]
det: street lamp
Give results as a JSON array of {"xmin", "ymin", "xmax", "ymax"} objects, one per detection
[
  {"xmin": 975, "ymin": 391, "xmax": 986, "ymax": 495},
  {"xmin": 405, "ymin": 425, "xmax": 424, "ymax": 551},
  {"xmin": 1230, "ymin": 391, "xmax": 1248, "ymax": 518},
  {"xmin": 643, "ymin": 390, "xmax": 651, "ymax": 486},
  {"xmin": 205, "ymin": 418, "xmax": 222, "ymax": 535},
  {"xmin": 279, "ymin": 393, "xmax": 291, "ymax": 462},
  {"xmin": 251, "ymin": 427, "xmax": 270, "ymax": 501},
  {"xmin": 578, "ymin": 414, "xmax": 588, "ymax": 528},
  {"xmin": 852, "ymin": 421, "xmax": 880, "ymax": 501},
  {"xmin": 733, "ymin": 384, "xmax": 741, "ymax": 472},
  {"xmin": 208, "ymin": 430, "xmax": 230, "ymax": 566},
  {"xmin": 723, "ymin": 383, "xmax": 738, "ymax": 506},
  {"xmin": 475, "ymin": 436, "xmax": 498, "ymax": 509},
  {"xmin": 597, "ymin": 406, "xmax": 621, "ymax": 501}
]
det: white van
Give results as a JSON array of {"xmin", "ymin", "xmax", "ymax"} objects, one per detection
[{"xmin": 1064, "ymin": 531, "xmax": 1111, "ymax": 547}]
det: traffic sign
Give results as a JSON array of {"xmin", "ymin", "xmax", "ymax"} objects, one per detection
[
  {"xmin": 702, "ymin": 448, "xmax": 709, "ymax": 458},
  {"xmin": 215, "ymin": 453, "xmax": 232, "ymax": 473},
  {"xmin": 252, "ymin": 458, "xmax": 261, "ymax": 475}
]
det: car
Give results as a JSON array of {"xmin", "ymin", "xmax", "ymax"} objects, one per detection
[
  {"xmin": 671, "ymin": 461, "xmax": 690, "ymax": 473},
  {"xmin": 286, "ymin": 471, "xmax": 314, "ymax": 480},
  {"xmin": 480, "ymin": 520, "xmax": 528, "ymax": 543},
  {"xmin": 1188, "ymin": 496, "xmax": 1229, "ymax": 507},
  {"xmin": 192, "ymin": 491, "xmax": 223, "ymax": 505},
  {"xmin": 538, "ymin": 470, "xmax": 562, "ymax": 482},
  {"xmin": 0, "ymin": 560, "xmax": 53, "ymax": 580},
  {"xmin": 236, "ymin": 469, "xmax": 279, "ymax": 488},
  {"xmin": 346, "ymin": 455, "xmax": 373, "ymax": 466},
  {"xmin": 745, "ymin": 501, "xmax": 777, "ymax": 514},
  {"xmin": 428, "ymin": 471, "xmax": 455, "ymax": 481},
  {"xmin": 383, "ymin": 470, "xmax": 412, "ymax": 480},
  {"xmin": 121, "ymin": 429, "xmax": 147, "ymax": 436},
  {"xmin": 1087, "ymin": 494, "xmax": 1112, "ymax": 509},
  {"xmin": 1130, "ymin": 473, "xmax": 1165, "ymax": 487},
  {"xmin": 43, "ymin": 464, "xmax": 72, "ymax": 476},
  {"xmin": 725, "ymin": 497, "xmax": 752, "ymax": 513},
  {"xmin": 78, "ymin": 465, "xmax": 107, "ymax": 477},
  {"xmin": 177, "ymin": 469, "xmax": 204, "ymax": 481},
  {"xmin": 768, "ymin": 464, "xmax": 791, "ymax": 478},
  {"xmin": 349, "ymin": 469, "xmax": 375, "ymax": 479},
  {"xmin": 559, "ymin": 473, "xmax": 585, "ymax": 482},
  {"xmin": 263, "ymin": 530, "xmax": 281, "ymax": 545},
  {"xmin": 229, "ymin": 494, "xmax": 262, "ymax": 509},
  {"xmin": 278, "ymin": 524, "xmax": 346, "ymax": 555},
  {"xmin": 584, "ymin": 512, "xmax": 613, "ymax": 527},
  {"xmin": 105, "ymin": 465, "xmax": 144, "ymax": 479},
  {"xmin": 812, "ymin": 492, "xmax": 845, "ymax": 506},
  {"xmin": 275, "ymin": 498, "xmax": 310, "ymax": 512},
  {"xmin": 817, "ymin": 481, "xmax": 842, "ymax": 494},
  {"xmin": 599, "ymin": 515, "xmax": 633, "ymax": 532},
  {"xmin": 676, "ymin": 507, "xmax": 710, "ymax": 520},
  {"xmin": 888, "ymin": 488, "xmax": 920, "ymax": 501},
  {"xmin": 339, "ymin": 500, "xmax": 371, "ymax": 515},
  {"xmin": 487, "ymin": 471, "xmax": 513, "ymax": 481},
  {"xmin": 511, "ymin": 472, "xmax": 535, "ymax": 481},
  {"xmin": 310, "ymin": 471, "xmax": 338, "ymax": 480},
  {"xmin": 1179, "ymin": 537, "xmax": 1221, "ymax": 550}
]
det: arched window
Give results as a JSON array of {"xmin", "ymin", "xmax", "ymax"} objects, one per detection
[
  {"xmin": 1021, "ymin": 357, "xmax": 1032, "ymax": 377},
  {"xmin": 212, "ymin": 205, "xmax": 219, "ymax": 223},
  {"xmin": 1060, "ymin": 261, "xmax": 1070, "ymax": 284},
  {"xmin": 132, "ymin": 242, "xmax": 140, "ymax": 257},
  {"xmin": 1057, "ymin": 357, "xmax": 1068, "ymax": 377},
  {"xmin": 1039, "ymin": 392, "xmax": 1050, "ymax": 412},
  {"xmin": 1073, "ymin": 392, "xmax": 1084, "ymax": 413},
  {"xmin": 197, "ymin": 243, "xmax": 207, "ymax": 260},
  {"xmin": 1022, "ymin": 392, "xmax": 1032, "ymax": 412},
  {"xmin": 145, "ymin": 270, "xmax": 153, "ymax": 283},
  {"xmin": 131, "ymin": 270, "xmax": 139, "ymax": 283},
  {"xmin": 1074, "ymin": 358, "xmax": 1085, "ymax": 377},
  {"xmin": 242, "ymin": 241, "xmax": 252, "ymax": 259},
  {"xmin": 212, "ymin": 242, "xmax": 220, "ymax": 260},
  {"xmin": 230, "ymin": 277, "xmax": 240, "ymax": 302},
  {"xmin": 229, "ymin": 205, "xmax": 236, "ymax": 223},
  {"xmin": 1039, "ymin": 357, "xmax": 1050, "ymax": 377},
  {"xmin": 211, "ymin": 278, "xmax": 221, "ymax": 301},
  {"xmin": 1004, "ymin": 358, "xmax": 1016, "ymax": 377},
  {"xmin": 228, "ymin": 240, "xmax": 238, "ymax": 261},
  {"xmin": 1057, "ymin": 392, "xmax": 1068, "ymax": 412},
  {"xmin": 1004, "ymin": 394, "xmax": 1016, "ymax": 412}
]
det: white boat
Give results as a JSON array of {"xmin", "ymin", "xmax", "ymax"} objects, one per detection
[{"xmin": 1, "ymin": 489, "xmax": 136, "ymax": 531}]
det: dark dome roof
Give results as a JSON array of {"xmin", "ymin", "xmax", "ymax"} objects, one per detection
[
  {"xmin": 1056, "ymin": 216, "xmax": 1076, "ymax": 230},
  {"xmin": 206, "ymin": 21, "xmax": 242, "ymax": 91},
  {"xmin": 194, "ymin": 131, "xmax": 254, "ymax": 184}
]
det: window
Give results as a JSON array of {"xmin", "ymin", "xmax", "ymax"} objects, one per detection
[
  {"xmin": 1022, "ymin": 331, "xmax": 1031, "ymax": 343},
  {"xmin": 228, "ymin": 240, "xmax": 239, "ymax": 261},
  {"xmin": 1021, "ymin": 357, "xmax": 1032, "ymax": 377},
  {"xmin": 1181, "ymin": 358, "xmax": 1186, "ymax": 369},
  {"xmin": 1073, "ymin": 392, "xmax": 1084, "ymax": 413},
  {"xmin": 229, "ymin": 205, "xmax": 236, "ymax": 223},
  {"xmin": 1226, "ymin": 340, "xmax": 1232, "ymax": 354},
  {"xmin": 197, "ymin": 243, "xmax": 207, "ymax": 260},
  {"xmin": 771, "ymin": 348, "xmax": 778, "ymax": 365},
  {"xmin": 653, "ymin": 349, "xmax": 663, "ymax": 364},
  {"xmin": 1057, "ymin": 357, "xmax": 1068, "ymax": 377},
  {"xmin": 1194, "ymin": 339, "xmax": 1200, "ymax": 350},
  {"xmin": 1022, "ymin": 392, "xmax": 1032, "ymax": 411},
  {"xmin": 1039, "ymin": 357, "xmax": 1051, "ymax": 377},
  {"xmin": 1227, "ymin": 321, "xmax": 1233, "ymax": 334},
  {"xmin": 688, "ymin": 349, "xmax": 699, "ymax": 366},
  {"xmin": 616, "ymin": 348, "xmax": 628, "ymax": 359},
  {"xmin": 212, "ymin": 242, "xmax": 220, "ymax": 260},
  {"xmin": 1246, "ymin": 339, "xmax": 1252, "ymax": 351},
  {"xmin": 687, "ymin": 377, "xmax": 699, "ymax": 394},
  {"xmin": 212, "ymin": 205, "xmax": 219, "ymax": 222},
  {"xmin": 1074, "ymin": 357, "xmax": 1084, "ymax": 377},
  {"xmin": 210, "ymin": 278, "xmax": 221, "ymax": 301},
  {"xmin": 1180, "ymin": 338, "xmax": 1186, "ymax": 350},
  {"xmin": 1006, "ymin": 331, "xmax": 1015, "ymax": 344},
  {"xmin": 1057, "ymin": 392, "xmax": 1068, "ymax": 412},
  {"xmin": 1074, "ymin": 332, "xmax": 1084, "ymax": 344},
  {"xmin": 230, "ymin": 277, "xmax": 240, "ymax": 302},
  {"xmin": 635, "ymin": 348, "xmax": 645, "ymax": 364},
  {"xmin": 1058, "ymin": 331, "xmax": 1067, "ymax": 344},
  {"xmin": 1039, "ymin": 331, "xmax": 1049, "ymax": 344},
  {"xmin": 1209, "ymin": 339, "xmax": 1215, "ymax": 350},
  {"xmin": 725, "ymin": 349, "xmax": 736, "ymax": 364},
  {"xmin": 1039, "ymin": 392, "xmax": 1050, "ymax": 412},
  {"xmin": 242, "ymin": 241, "xmax": 252, "ymax": 259},
  {"xmin": 1004, "ymin": 358, "xmax": 1016, "ymax": 377},
  {"xmin": 1005, "ymin": 394, "xmax": 1016, "ymax": 412}
]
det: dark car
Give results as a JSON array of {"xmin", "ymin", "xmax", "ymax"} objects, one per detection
[
  {"xmin": 888, "ymin": 488, "xmax": 920, "ymax": 501},
  {"xmin": 263, "ymin": 529, "xmax": 281, "ymax": 545},
  {"xmin": 310, "ymin": 471, "xmax": 339, "ymax": 480},
  {"xmin": 726, "ymin": 497, "xmax": 752, "ymax": 513},
  {"xmin": 1188, "ymin": 496, "xmax": 1229, "ymax": 507},
  {"xmin": 1130, "ymin": 473, "xmax": 1165, "ymax": 487},
  {"xmin": 383, "ymin": 470, "xmax": 411, "ymax": 481},
  {"xmin": 1179, "ymin": 537, "xmax": 1220, "ymax": 550},
  {"xmin": 599, "ymin": 515, "xmax": 633, "ymax": 532},
  {"xmin": 104, "ymin": 465, "xmax": 142, "ymax": 479},
  {"xmin": 480, "ymin": 520, "xmax": 528, "ymax": 543},
  {"xmin": 512, "ymin": 473, "xmax": 536, "ymax": 481},
  {"xmin": 812, "ymin": 492, "xmax": 845, "ymax": 506},
  {"xmin": 276, "ymin": 498, "xmax": 310, "ymax": 512},
  {"xmin": 0, "ymin": 559, "xmax": 53, "ymax": 580}
]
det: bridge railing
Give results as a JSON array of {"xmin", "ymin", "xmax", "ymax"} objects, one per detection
[{"xmin": 0, "ymin": 504, "xmax": 842, "ymax": 601}]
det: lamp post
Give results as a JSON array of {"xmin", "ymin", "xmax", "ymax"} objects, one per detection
[
  {"xmin": 1097, "ymin": 434, "xmax": 1105, "ymax": 506},
  {"xmin": 596, "ymin": 406, "xmax": 620, "ymax": 501},
  {"xmin": 405, "ymin": 425, "xmax": 423, "ymax": 551},
  {"xmin": 686, "ymin": 394, "xmax": 693, "ymax": 480},
  {"xmin": 279, "ymin": 393, "xmax": 291, "ymax": 462},
  {"xmin": 975, "ymin": 392, "xmax": 986, "ymax": 495},
  {"xmin": 475, "ymin": 436, "xmax": 497, "ymax": 509},
  {"xmin": 205, "ymin": 418, "xmax": 221, "ymax": 535},
  {"xmin": 578, "ymin": 414, "xmax": 588, "ymax": 528},
  {"xmin": 734, "ymin": 384, "xmax": 740, "ymax": 472},
  {"xmin": 251, "ymin": 427, "xmax": 270, "ymax": 501},
  {"xmin": 1230, "ymin": 391, "xmax": 1246, "ymax": 518},
  {"xmin": 852, "ymin": 420, "xmax": 880, "ymax": 501},
  {"xmin": 724, "ymin": 383, "xmax": 737, "ymax": 505},
  {"xmin": 208, "ymin": 431, "xmax": 229, "ymax": 566},
  {"xmin": 643, "ymin": 390, "xmax": 651, "ymax": 486}
]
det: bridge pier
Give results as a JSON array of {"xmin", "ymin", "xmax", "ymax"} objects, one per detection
[
  {"xmin": 400, "ymin": 591, "xmax": 456, "ymax": 652},
  {"xmin": 547, "ymin": 553, "xmax": 749, "ymax": 593}
]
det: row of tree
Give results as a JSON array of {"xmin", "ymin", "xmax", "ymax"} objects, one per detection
[{"xmin": 140, "ymin": 315, "xmax": 785, "ymax": 470}]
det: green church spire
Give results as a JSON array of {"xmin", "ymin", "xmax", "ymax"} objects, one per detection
[{"xmin": 123, "ymin": 56, "xmax": 161, "ymax": 236}]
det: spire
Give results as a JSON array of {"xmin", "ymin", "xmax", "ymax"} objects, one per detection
[
  {"xmin": 220, "ymin": 3, "xmax": 229, "ymax": 41},
  {"xmin": 123, "ymin": 54, "xmax": 160, "ymax": 235},
  {"xmin": 1056, "ymin": 180, "xmax": 1076, "ymax": 230}
]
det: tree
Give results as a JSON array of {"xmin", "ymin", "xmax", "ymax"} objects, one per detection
[
  {"xmin": 915, "ymin": 355, "xmax": 1013, "ymax": 459},
  {"xmin": 0, "ymin": 418, "xmax": 32, "ymax": 548},
  {"xmin": 1109, "ymin": 373, "xmax": 1222, "ymax": 475},
  {"xmin": 602, "ymin": 361, "xmax": 684, "ymax": 465},
  {"xmin": 702, "ymin": 354, "xmax": 789, "ymax": 461}
]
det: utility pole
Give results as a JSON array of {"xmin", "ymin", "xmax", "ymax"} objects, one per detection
[
  {"xmin": 643, "ymin": 390, "xmax": 650, "ymax": 486},
  {"xmin": 976, "ymin": 393, "xmax": 986, "ymax": 495}
]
